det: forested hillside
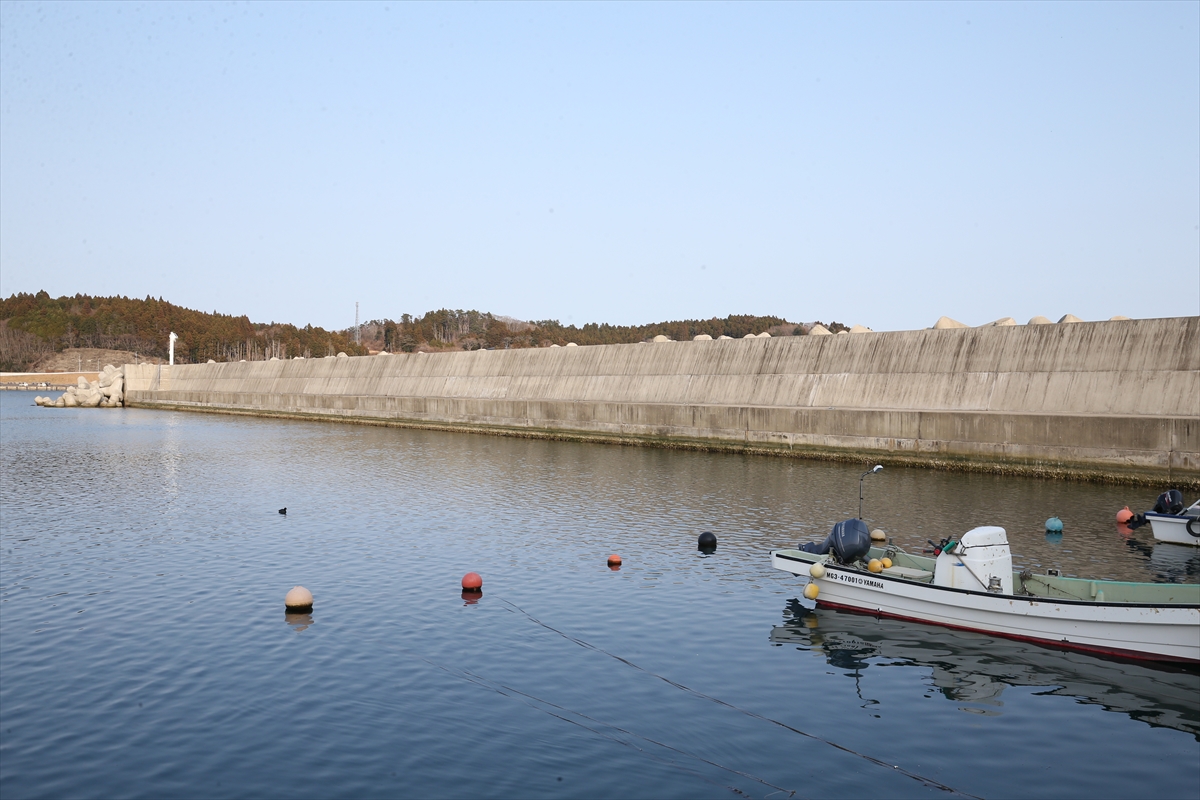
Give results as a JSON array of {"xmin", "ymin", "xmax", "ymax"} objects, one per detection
[
  {"xmin": 1, "ymin": 291, "xmax": 846, "ymax": 371},
  {"xmin": 0, "ymin": 292, "xmax": 365, "ymax": 371},
  {"xmin": 364, "ymin": 310, "xmax": 832, "ymax": 352}
]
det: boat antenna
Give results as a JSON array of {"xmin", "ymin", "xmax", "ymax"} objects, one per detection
[{"xmin": 859, "ymin": 465, "xmax": 883, "ymax": 519}]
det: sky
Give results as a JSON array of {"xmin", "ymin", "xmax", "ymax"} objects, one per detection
[{"xmin": 1, "ymin": 1, "xmax": 1197, "ymax": 332}]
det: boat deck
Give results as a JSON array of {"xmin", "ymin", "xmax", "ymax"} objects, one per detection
[{"xmin": 780, "ymin": 546, "xmax": 1200, "ymax": 606}]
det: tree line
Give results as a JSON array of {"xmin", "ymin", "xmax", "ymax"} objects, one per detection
[
  {"xmin": 363, "ymin": 309, "xmax": 847, "ymax": 352},
  {"xmin": 0, "ymin": 291, "xmax": 849, "ymax": 371},
  {"xmin": 0, "ymin": 292, "xmax": 366, "ymax": 371}
]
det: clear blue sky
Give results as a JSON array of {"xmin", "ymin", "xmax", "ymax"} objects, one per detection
[{"xmin": 2, "ymin": 1, "xmax": 1197, "ymax": 332}]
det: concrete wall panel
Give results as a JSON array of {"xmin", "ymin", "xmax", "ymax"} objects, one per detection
[{"xmin": 124, "ymin": 317, "xmax": 1199, "ymax": 485}]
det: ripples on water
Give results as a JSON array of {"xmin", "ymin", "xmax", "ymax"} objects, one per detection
[{"xmin": 1, "ymin": 391, "xmax": 1197, "ymax": 799}]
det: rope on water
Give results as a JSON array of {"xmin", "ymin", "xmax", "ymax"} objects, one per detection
[
  {"xmin": 498, "ymin": 597, "xmax": 983, "ymax": 800},
  {"xmin": 420, "ymin": 656, "xmax": 797, "ymax": 798}
]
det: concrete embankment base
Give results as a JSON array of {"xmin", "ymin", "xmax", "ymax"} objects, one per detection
[
  {"xmin": 123, "ymin": 317, "xmax": 1200, "ymax": 488},
  {"xmin": 126, "ymin": 394, "xmax": 1198, "ymax": 488}
]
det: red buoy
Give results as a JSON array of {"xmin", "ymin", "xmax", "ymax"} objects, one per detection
[
  {"xmin": 461, "ymin": 572, "xmax": 483, "ymax": 591},
  {"xmin": 607, "ymin": 554, "xmax": 622, "ymax": 566},
  {"xmin": 1116, "ymin": 506, "xmax": 1133, "ymax": 524}
]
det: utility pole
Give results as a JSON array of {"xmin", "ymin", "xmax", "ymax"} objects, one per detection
[{"xmin": 355, "ymin": 302, "xmax": 361, "ymax": 345}]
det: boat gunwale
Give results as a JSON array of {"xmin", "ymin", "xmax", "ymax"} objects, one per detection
[
  {"xmin": 771, "ymin": 549, "xmax": 1200, "ymax": 610},
  {"xmin": 810, "ymin": 599, "xmax": 1200, "ymax": 664}
]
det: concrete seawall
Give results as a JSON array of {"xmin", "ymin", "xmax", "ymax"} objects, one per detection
[{"xmin": 125, "ymin": 317, "xmax": 1200, "ymax": 487}]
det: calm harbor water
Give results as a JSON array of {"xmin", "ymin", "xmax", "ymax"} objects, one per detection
[{"xmin": 1, "ymin": 390, "xmax": 1197, "ymax": 799}]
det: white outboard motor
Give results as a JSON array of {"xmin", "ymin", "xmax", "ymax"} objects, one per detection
[{"xmin": 934, "ymin": 526, "xmax": 1013, "ymax": 594}]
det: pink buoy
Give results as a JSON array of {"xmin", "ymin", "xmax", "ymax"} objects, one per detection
[{"xmin": 1116, "ymin": 506, "xmax": 1133, "ymax": 524}]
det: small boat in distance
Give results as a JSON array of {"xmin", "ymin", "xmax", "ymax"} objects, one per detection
[
  {"xmin": 772, "ymin": 523, "xmax": 1200, "ymax": 663},
  {"xmin": 1132, "ymin": 491, "xmax": 1200, "ymax": 547}
]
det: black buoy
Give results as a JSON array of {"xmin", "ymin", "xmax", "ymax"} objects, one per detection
[
  {"xmin": 697, "ymin": 531, "xmax": 717, "ymax": 553},
  {"xmin": 278, "ymin": 507, "xmax": 287, "ymax": 515}
]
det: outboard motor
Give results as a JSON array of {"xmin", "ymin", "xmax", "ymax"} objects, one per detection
[
  {"xmin": 934, "ymin": 526, "xmax": 1013, "ymax": 594},
  {"xmin": 1154, "ymin": 489, "xmax": 1185, "ymax": 515},
  {"xmin": 799, "ymin": 519, "xmax": 871, "ymax": 564}
]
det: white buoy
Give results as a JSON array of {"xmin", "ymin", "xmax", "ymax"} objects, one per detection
[
  {"xmin": 870, "ymin": 529, "xmax": 887, "ymax": 542},
  {"xmin": 809, "ymin": 563, "xmax": 825, "ymax": 579},
  {"xmin": 285, "ymin": 586, "xmax": 313, "ymax": 610}
]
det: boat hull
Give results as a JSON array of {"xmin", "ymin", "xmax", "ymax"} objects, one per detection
[
  {"xmin": 772, "ymin": 550, "xmax": 1200, "ymax": 663},
  {"xmin": 1146, "ymin": 512, "xmax": 1200, "ymax": 546}
]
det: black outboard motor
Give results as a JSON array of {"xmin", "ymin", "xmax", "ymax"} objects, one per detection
[
  {"xmin": 1154, "ymin": 489, "xmax": 1185, "ymax": 515},
  {"xmin": 799, "ymin": 518, "xmax": 872, "ymax": 564}
]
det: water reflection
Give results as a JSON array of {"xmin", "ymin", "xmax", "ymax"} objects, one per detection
[
  {"xmin": 284, "ymin": 612, "xmax": 314, "ymax": 632},
  {"xmin": 1130, "ymin": 540, "xmax": 1200, "ymax": 583},
  {"xmin": 771, "ymin": 600, "xmax": 1200, "ymax": 738}
]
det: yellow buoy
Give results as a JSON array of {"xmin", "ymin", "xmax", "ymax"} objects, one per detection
[
  {"xmin": 809, "ymin": 563, "xmax": 825, "ymax": 579},
  {"xmin": 803, "ymin": 583, "xmax": 820, "ymax": 600},
  {"xmin": 881, "ymin": 557, "xmax": 893, "ymax": 569},
  {"xmin": 867, "ymin": 558, "xmax": 883, "ymax": 573}
]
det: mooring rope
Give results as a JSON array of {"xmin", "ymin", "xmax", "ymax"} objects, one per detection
[
  {"xmin": 420, "ymin": 656, "xmax": 796, "ymax": 798},
  {"xmin": 498, "ymin": 597, "xmax": 983, "ymax": 800}
]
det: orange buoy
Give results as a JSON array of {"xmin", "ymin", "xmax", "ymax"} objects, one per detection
[
  {"xmin": 461, "ymin": 572, "xmax": 483, "ymax": 591},
  {"xmin": 1116, "ymin": 506, "xmax": 1133, "ymax": 524},
  {"xmin": 867, "ymin": 558, "xmax": 883, "ymax": 573},
  {"xmin": 607, "ymin": 554, "xmax": 622, "ymax": 566}
]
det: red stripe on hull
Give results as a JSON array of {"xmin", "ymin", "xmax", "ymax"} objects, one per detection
[{"xmin": 814, "ymin": 599, "xmax": 1199, "ymax": 665}]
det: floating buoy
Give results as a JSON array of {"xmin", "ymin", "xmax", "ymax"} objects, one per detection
[
  {"xmin": 1116, "ymin": 507, "xmax": 1133, "ymax": 524},
  {"xmin": 607, "ymin": 554, "xmax": 622, "ymax": 566},
  {"xmin": 803, "ymin": 583, "xmax": 820, "ymax": 600},
  {"xmin": 284, "ymin": 585, "xmax": 313, "ymax": 611},
  {"xmin": 869, "ymin": 529, "xmax": 887, "ymax": 543},
  {"xmin": 697, "ymin": 532, "xmax": 717, "ymax": 550},
  {"xmin": 1045, "ymin": 517, "xmax": 1063, "ymax": 533},
  {"xmin": 809, "ymin": 563, "xmax": 825, "ymax": 579},
  {"xmin": 867, "ymin": 558, "xmax": 883, "ymax": 573},
  {"xmin": 461, "ymin": 572, "xmax": 483, "ymax": 591},
  {"xmin": 881, "ymin": 557, "xmax": 893, "ymax": 569}
]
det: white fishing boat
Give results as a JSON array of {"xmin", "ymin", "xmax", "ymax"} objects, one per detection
[
  {"xmin": 769, "ymin": 603, "xmax": 1200, "ymax": 737},
  {"xmin": 771, "ymin": 523, "xmax": 1200, "ymax": 663},
  {"xmin": 1144, "ymin": 498, "xmax": 1200, "ymax": 546}
]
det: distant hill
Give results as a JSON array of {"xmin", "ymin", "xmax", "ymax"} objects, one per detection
[
  {"xmin": 0, "ymin": 292, "xmax": 366, "ymax": 371},
  {"xmin": 1, "ymin": 291, "xmax": 847, "ymax": 371},
  {"xmin": 363, "ymin": 310, "xmax": 842, "ymax": 353}
]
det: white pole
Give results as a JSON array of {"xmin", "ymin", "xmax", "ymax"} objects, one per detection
[{"xmin": 169, "ymin": 332, "xmax": 178, "ymax": 366}]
